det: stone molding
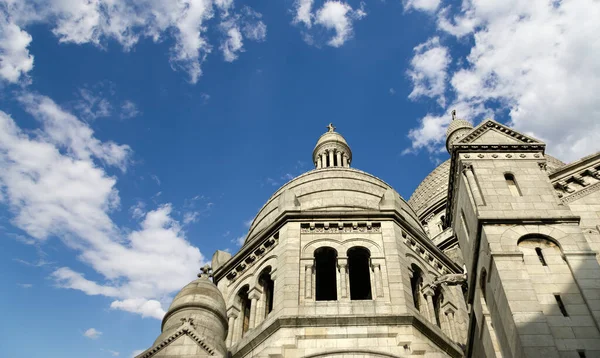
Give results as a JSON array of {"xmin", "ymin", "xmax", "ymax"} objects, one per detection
[
  {"xmin": 138, "ymin": 319, "xmax": 216, "ymax": 357},
  {"xmin": 403, "ymin": 235, "xmax": 452, "ymax": 275},
  {"xmin": 229, "ymin": 315, "xmax": 463, "ymax": 358},
  {"xmin": 559, "ymin": 179, "xmax": 600, "ymax": 203},
  {"xmin": 300, "ymin": 221, "xmax": 381, "ymax": 234},
  {"xmin": 457, "ymin": 120, "xmax": 542, "ymax": 145},
  {"xmin": 225, "ymin": 234, "xmax": 278, "ymax": 283}
]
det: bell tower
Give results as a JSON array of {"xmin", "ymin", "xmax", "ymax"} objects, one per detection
[{"xmin": 446, "ymin": 115, "xmax": 600, "ymax": 357}]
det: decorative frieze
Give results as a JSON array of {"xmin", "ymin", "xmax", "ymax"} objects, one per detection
[
  {"xmin": 403, "ymin": 235, "xmax": 451, "ymax": 275},
  {"xmin": 560, "ymin": 181, "xmax": 600, "ymax": 204},
  {"xmin": 226, "ymin": 234, "xmax": 279, "ymax": 282},
  {"xmin": 300, "ymin": 221, "xmax": 381, "ymax": 234}
]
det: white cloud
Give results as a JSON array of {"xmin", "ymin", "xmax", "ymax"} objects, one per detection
[
  {"xmin": 221, "ymin": 23, "xmax": 244, "ymax": 62},
  {"xmin": 131, "ymin": 350, "xmax": 144, "ymax": 358},
  {"xmin": 405, "ymin": 0, "xmax": 600, "ymax": 162},
  {"xmin": 293, "ymin": 0, "xmax": 314, "ymax": 27},
  {"xmin": 292, "ymin": 0, "xmax": 366, "ymax": 47},
  {"xmin": 315, "ymin": 1, "xmax": 366, "ymax": 47},
  {"xmin": 120, "ymin": 100, "xmax": 140, "ymax": 119},
  {"xmin": 75, "ymin": 88, "xmax": 113, "ymax": 121},
  {"xmin": 17, "ymin": 283, "xmax": 33, "ymax": 288},
  {"xmin": 18, "ymin": 93, "xmax": 131, "ymax": 170},
  {"xmin": 83, "ymin": 328, "xmax": 102, "ymax": 339},
  {"xmin": 0, "ymin": 94, "xmax": 204, "ymax": 319},
  {"xmin": 0, "ymin": 14, "xmax": 34, "ymax": 83},
  {"xmin": 110, "ymin": 298, "xmax": 165, "ymax": 319},
  {"xmin": 0, "ymin": 1, "xmax": 267, "ymax": 84},
  {"xmin": 407, "ymin": 37, "xmax": 450, "ymax": 106},
  {"xmin": 108, "ymin": 350, "xmax": 120, "ymax": 357},
  {"xmin": 232, "ymin": 235, "xmax": 245, "ymax": 246},
  {"xmin": 183, "ymin": 211, "xmax": 200, "ymax": 225},
  {"xmin": 404, "ymin": 0, "xmax": 441, "ymax": 13}
]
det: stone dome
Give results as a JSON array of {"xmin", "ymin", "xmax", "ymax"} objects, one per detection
[
  {"xmin": 314, "ymin": 131, "xmax": 349, "ymax": 148},
  {"xmin": 156, "ymin": 275, "xmax": 228, "ymax": 352},
  {"xmin": 408, "ymin": 155, "xmax": 567, "ymax": 219},
  {"xmin": 244, "ymin": 167, "xmax": 424, "ymax": 245}
]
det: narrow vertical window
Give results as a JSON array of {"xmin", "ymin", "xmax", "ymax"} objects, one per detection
[
  {"xmin": 259, "ymin": 267, "xmax": 275, "ymax": 318},
  {"xmin": 554, "ymin": 294, "xmax": 569, "ymax": 317},
  {"xmin": 315, "ymin": 247, "xmax": 338, "ymax": 301},
  {"xmin": 238, "ymin": 286, "xmax": 251, "ymax": 336},
  {"xmin": 505, "ymin": 173, "xmax": 522, "ymax": 197},
  {"xmin": 347, "ymin": 247, "xmax": 372, "ymax": 300},
  {"xmin": 410, "ymin": 264, "xmax": 423, "ymax": 311},
  {"xmin": 535, "ymin": 247, "xmax": 547, "ymax": 266},
  {"xmin": 433, "ymin": 290, "xmax": 443, "ymax": 328}
]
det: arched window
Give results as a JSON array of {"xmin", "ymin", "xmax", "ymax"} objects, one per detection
[
  {"xmin": 410, "ymin": 264, "xmax": 424, "ymax": 311},
  {"xmin": 237, "ymin": 285, "xmax": 251, "ymax": 336},
  {"xmin": 504, "ymin": 173, "xmax": 522, "ymax": 197},
  {"xmin": 315, "ymin": 247, "xmax": 338, "ymax": 301},
  {"xmin": 259, "ymin": 267, "xmax": 275, "ymax": 318},
  {"xmin": 440, "ymin": 215, "xmax": 447, "ymax": 230},
  {"xmin": 347, "ymin": 247, "xmax": 372, "ymax": 300}
]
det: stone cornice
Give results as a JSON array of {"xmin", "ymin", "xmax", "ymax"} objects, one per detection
[
  {"xmin": 457, "ymin": 120, "xmax": 543, "ymax": 145},
  {"xmin": 560, "ymin": 181, "xmax": 600, "ymax": 203},
  {"xmin": 139, "ymin": 319, "xmax": 216, "ymax": 357},
  {"xmin": 229, "ymin": 315, "xmax": 463, "ymax": 358},
  {"xmin": 213, "ymin": 209, "xmax": 463, "ymax": 284}
]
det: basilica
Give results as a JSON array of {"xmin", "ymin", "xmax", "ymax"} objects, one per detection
[{"xmin": 135, "ymin": 116, "xmax": 600, "ymax": 357}]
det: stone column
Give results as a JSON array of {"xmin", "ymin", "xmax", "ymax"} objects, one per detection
[
  {"xmin": 462, "ymin": 163, "xmax": 485, "ymax": 206},
  {"xmin": 305, "ymin": 263, "xmax": 313, "ymax": 299},
  {"xmin": 321, "ymin": 153, "xmax": 327, "ymax": 168},
  {"xmin": 338, "ymin": 257, "xmax": 349, "ymax": 300},
  {"xmin": 342, "ymin": 153, "xmax": 348, "ymax": 167},
  {"xmin": 226, "ymin": 313, "xmax": 237, "ymax": 347},
  {"xmin": 329, "ymin": 150, "xmax": 334, "ymax": 169},
  {"xmin": 422, "ymin": 286, "xmax": 436, "ymax": 324},
  {"xmin": 445, "ymin": 309, "xmax": 457, "ymax": 341},
  {"xmin": 371, "ymin": 261, "xmax": 384, "ymax": 298},
  {"xmin": 317, "ymin": 156, "xmax": 322, "ymax": 169},
  {"xmin": 336, "ymin": 151, "xmax": 342, "ymax": 167},
  {"xmin": 248, "ymin": 292, "xmax": 260, "ymax": 329}
]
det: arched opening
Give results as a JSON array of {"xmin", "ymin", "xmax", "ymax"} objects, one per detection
[
  {"xmin": 315, "ymin": 247, "xmax": 338, "ymax": 301},
  {"xmin": 535, "ymin": 247, "xmax": 547, "ymax": 266},
  {"xmin": 440, "ymin": 215, "xmax": 447, "ymax": 230},
  {"xmin": 504, "ymin": 173, "xmax": 522, "ymax": 197},
  {"xmin": 259, "ymin": 267, "xmax": 275, "ymax": 318},
  {"xmin": 433, "ymin": 290, "xmax": 444, "ymax": 328},
  {"xmin": 237, "ymin": 285, "xmax": 251, "ymax": 336},
  {"xmin": 347, "ymin": 247, "xmax": 372, "ymax": 300},
  {"xmin": 410, "ymin": 264, "xmax": 424, "ymax": 311}
]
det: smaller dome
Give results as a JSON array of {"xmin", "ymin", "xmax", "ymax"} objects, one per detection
[
  {"xmin": 153, "ymin": 273, "xmax": 229, "ymax": 356},
  {"xmin": 314, "ymin": 131, "xmax": 349, "ymax": 148},
  {"xmin": 446, "ymin": 114, "xmax": 474, "ymax": 152}
]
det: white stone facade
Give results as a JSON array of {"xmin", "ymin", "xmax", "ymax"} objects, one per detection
[{"xmin": 138, "ymin": 121, "xmax": 600, "ymax": 358}]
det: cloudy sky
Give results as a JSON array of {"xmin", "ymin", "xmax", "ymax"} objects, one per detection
[{"xmin": 1, "ymin": 0, "xmax": 599, "ymax": 357}]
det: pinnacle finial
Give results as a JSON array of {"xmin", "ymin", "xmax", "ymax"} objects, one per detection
[
  {"xmin": 198, "ymin": 264, "xmax": 212, "ymax": 279},
  {"xmin": 451, "ymin": 110, "xmax": 457, "ymax": 121},
  {"xmin": 327, "ymin": 123, "xmax": 336, "ymax": 132}
]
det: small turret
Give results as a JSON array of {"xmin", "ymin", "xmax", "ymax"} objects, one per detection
[
  {"xmin": 136, "ymin": 265, "xmax": 228, "ymax": 357},
  {"xmin": 446, "ymin": 110, "xmax": 473, "ymax": 152},
  {"xmin": 313, "ymin": 123, "xmax": 352, "ymax": 168}
]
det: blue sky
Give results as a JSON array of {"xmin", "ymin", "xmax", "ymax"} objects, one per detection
[{"xmin": 1, "ymin": 0, "xmax": 599, "ymax": 357}]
